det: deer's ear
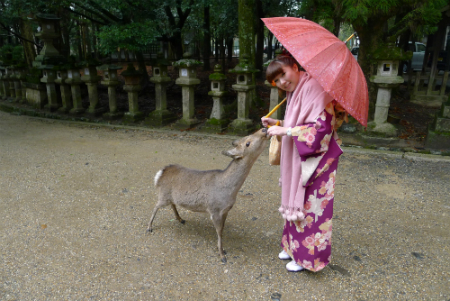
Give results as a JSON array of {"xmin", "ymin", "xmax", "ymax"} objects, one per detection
[
  {"xmin": 231, "ymin": 137, "xmax": 243, "ymax": 147},
  {"xmin": 222, "ymin": 148, "xmax": 243, "ymax": 159}
]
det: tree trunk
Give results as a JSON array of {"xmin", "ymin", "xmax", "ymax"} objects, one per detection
[
  {"xmin": 220, "ymin": 36, "xmax": 226, "ymax": 72},
  {"xmin": 75, "ymin": 20, "xmax": 83, "ymax": 59},
  {"xmin": 170, "ymin": 31, "xmax": 184, "ymax": 60},
  {"xmin": 332, "ymin": 17, "xmax": 341, "ymax": 37},
  {"xmin": 18, "ymin": 17, "xmax": 36, "ymax": 67},
  {"xmin": 226, "ymin": 37, "xmax": 233, "ymax": 63},
  {"xmin": 353, "ymin": 16, "xmax": 389, "ymax": 113},
  {"xmin": 92, "ymin": 23, "xmax": 98, "ymax": 59},
  {"xmin": 214, "ymin": 39, "xmax": 219, "ymax": 63},
  {"xmin": 238, "ymin": 0, "xmax": 255, "ymax": 62},
  {"xmin": 202, "ymin": 5, "xmax": 211, "ymax": 71},
  {"xmin": 267, "ymin": 32, "xmax": 273, "ymax": 60},
  {"xmin": 82, "ymin": 21, "xmax": 92, "ymax": 59},
  {"xmin": 135, "ymin": 51, "xmax": 149, "ymax": 85},
  {"xmin": 255, "ymin": 0, "xmax": 264, "ymax": 75}
]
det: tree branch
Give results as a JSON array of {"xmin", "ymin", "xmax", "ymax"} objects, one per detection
[
  {"xmin": 0, "ymin": 21, "xmax": 38, "ymax": 46},
  {"xmin": 85, "ymin": 0, "xmax": 124, "ymax": 23},
  {"xmin": 69, "ymin": 1, "xmax": 118, "ymax": 25},
  {"xmin": 164, "ymin": 5, "xmax": 176, "ymax": 28},
  {"xmin": 63, "ymin": 7, "xmax": 108, "ymax": 26}
]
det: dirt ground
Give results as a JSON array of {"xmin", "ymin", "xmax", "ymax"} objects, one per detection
[{"xmin": 1, "ymin": 111, "xmax": 449, "ymax": 300}]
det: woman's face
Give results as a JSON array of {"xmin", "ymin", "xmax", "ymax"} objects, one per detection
[{"xmin": 272, "ymin": 64, "xmax": 300, "ymax": 92}]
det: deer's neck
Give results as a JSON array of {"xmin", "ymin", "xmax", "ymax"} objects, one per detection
[{"xmin": 221, "ymin": 158, "xmax": 257, "ymax": 194}]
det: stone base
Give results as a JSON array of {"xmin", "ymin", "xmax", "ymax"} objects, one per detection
[
  {"xmin": 44, "ymin": 103, "xmax": 61, "ymax": 112},
  {"xmin": 145, "ymin": 109, "xmax": 177, "ymax": 127},
  {"xmin": 365, "ymin": 121, "xmax": 398, "ymax": 138},
  {"xmin": 425, "ymin": 126, "xmax": 450, "ymax": 151},
  {"xmin": 173, "ymin": 117, "xmax": 200, "ymax": 130},
  {"xmin": 123, "ymin": 111, "xmax": 144, "ymax": 123},
  {"xmin": 199, "ymin": 118, "xmax": 229, "ymax": 133},
  {"xmin": 356, "ymin": 134, "xmax": 401, "ymax": 148},
  {"xmin": 410, "ymin": 96, "xmax": 445, "ymax": 108},
  {"xmin": 57, "ymin": 106, "xmax": 72, "ymax": 114},
  {"xmin": 69, "ymin": 107, "xmax": 86, "ymax": 116},
  {"xmin": 435, "ymin": 116, "xmax": 450, "ymax": 132},
  {"xmin": 26, "ymin": 86, "xmax": 48, "ymax": 109},
  {"xmin": 103, "ymin": 111, "xmax": 124, "ymax": 120},
  {"xmin": 86, "ymin": 106, "xmax": 108, "ymax": 117},
  {"xmin": 228, "ymin": 118, "xmax": 256, "ymax": 135}
]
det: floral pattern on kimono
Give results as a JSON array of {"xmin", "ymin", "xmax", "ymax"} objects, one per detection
[{"xmin": 281, "ymin": 103, "xmax": 343, "ymax": 272}]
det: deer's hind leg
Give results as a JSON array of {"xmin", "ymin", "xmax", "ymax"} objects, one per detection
[
  {"xmin": 147, "ymin": 195, "xmax": 172, "ymax": 233},
  {"xmin": 171, "ymin": 204, "xmax": 185, "ymax": 224}
]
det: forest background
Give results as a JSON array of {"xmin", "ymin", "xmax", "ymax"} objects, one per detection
[{"xmin": 0, "ymin": 0, "xmax": 449, "ymax": 132}]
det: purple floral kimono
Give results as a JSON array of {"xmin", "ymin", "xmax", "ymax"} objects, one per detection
[{"xmin": 281, "ymin": 101, "xmax": 343, "ymax": 272}]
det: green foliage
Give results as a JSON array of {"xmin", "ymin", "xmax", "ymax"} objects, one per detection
[
  {"xmin": 0, "ymin": 45, "xmax": 14, "ymax": 65},
  {"xmin": 97, "ymin": 21, "xmax": 159, "ymax": 54},
  {"xmin": 12, "ymin": 46, "xmax": 26, "ymax": 67},
  {"xmin": 25, "ymin": 67, "xmax": 43, "ymax": 84}
]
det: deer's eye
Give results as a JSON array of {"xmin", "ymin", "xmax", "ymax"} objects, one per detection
[{"xmin": 246, "ymin": 142, "xmax": 251, "ymax": 147}]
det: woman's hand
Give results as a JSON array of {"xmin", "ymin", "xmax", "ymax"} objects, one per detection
[
  {"xmin": 267, "ymin": 126, "xmax": 288, "ymax": 137},
  {"xmin": 261, "ymin": 117, "xmax": 279, "ymax": 128}
]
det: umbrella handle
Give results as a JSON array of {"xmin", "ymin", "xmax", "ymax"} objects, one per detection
[
  {"xmin": 345, "ymin": 33, "xmax": 356, "ymax": 44},
  {"xmin": 265, "ymin": 98, "xmax": 286, "ymax": 128}
]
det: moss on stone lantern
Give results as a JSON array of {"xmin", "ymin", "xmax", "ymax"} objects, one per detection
[
  {"xmin": 201, "ymin": 64, "xmax": 229, "ymax": 133},
  {"xmin": 173, "ymin": 52, "xmax": 203, "ymax": 129},
  {"xmin": 121, "ymin": 63, "xmax": 144, "ymax": 123},
  {"xmin": 367, "ymin": 42, "xmax": 411, "ymax": 137},
  {"xmin": 64, "ymin": 58, "xmax": 85, "ymax": 115},
  {"xmin": 228, "ymin": 54, "xmax": 259, "ymax": 135},
  {"xmin": 33, "ymin": 13, "xmax": 65, "ymax": 68},
  {"xmin": 99, "ymin": 64, "xmax": 123, "ymax": 119},
  {"xmin": 146, "ymin": 53, "xmax": 176, "ymax": 126}
]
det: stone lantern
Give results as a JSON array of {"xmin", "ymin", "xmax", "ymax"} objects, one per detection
[
  {"xmin": 146, "ymin": 53, "xmax": 176, "ymax": 126},
  {"xmin": 40, "ymin": 65, "xmax": 60, "ymax": 111},
  {"xmin": 99, "ymin": 64, "xmax": 123, "ymax": 120},
  {"xmin": 173, "ymin": 52, "xmax": 202, "ymax": 129},
  {"xmin": 65, "ymin": 60, "xmax": 85, "ymax": 115},
  {"xmin": 54, "ymin": 65, "xmax": 72, "ymax": 113},
  {"xmin": 367, "ymin": 43, "xmax": 409, "ymax": 137},
  {"xmin": 33, "ymin": 14, "xmax": 64, "ymax": 68},
  {"xmin": 228, "ymin": 55, "xmax": 259, "ymax": 135},
  {"xmin": 201, "ymin": 64, "xmax": 228, "ymax": 133},
  {"xmin": 81, "ymin": 58, "xmax": 105, "ymax": 116},
  {"xmin": 121, "ymin": 63, "xmax": 144, "ymax": 123}
]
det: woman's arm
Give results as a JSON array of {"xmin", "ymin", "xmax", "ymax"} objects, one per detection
[{"xmin": 292, "ymin": 107, "xmax": 335, "ymax": 157}]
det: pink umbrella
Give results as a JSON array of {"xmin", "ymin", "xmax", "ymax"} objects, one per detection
[{"xmin": 262, "ymin": 17, "xmax": 369, "ymax": 127}]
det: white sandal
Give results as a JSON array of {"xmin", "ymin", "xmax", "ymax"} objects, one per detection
[
  {"xmin": 286, "ymin": 260, "xmax": 304, "ymax": 272},
  {"xmin": 278, "ymin": 250, "xmax": 291, "ymax": 260}
]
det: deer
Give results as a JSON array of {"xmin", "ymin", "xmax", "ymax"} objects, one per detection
[{"xmin": 147, "ymin": 128, "xmax": 269, "ymax": 263}]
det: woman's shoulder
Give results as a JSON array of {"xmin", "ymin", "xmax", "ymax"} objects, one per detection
[{"xmin": 302, "ymin": 72, "xmax": 323, "ymax": 90}]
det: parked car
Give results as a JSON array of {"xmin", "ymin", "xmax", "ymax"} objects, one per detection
[
  {"xmin": 403, "ymin": 41, "xmax": 426, "ymax": 72},
  {"xmin": 351, "ymin": 42, "xmax": 427, "ymax": 72},
  {"xmin": 350, "ymin": 46, "xmax": 359, "ymax": 60}
]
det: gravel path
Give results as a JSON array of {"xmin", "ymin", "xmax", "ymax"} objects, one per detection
[{"xmin": 1, "ymin": 111, "xmax": 449, "ymax": 300}]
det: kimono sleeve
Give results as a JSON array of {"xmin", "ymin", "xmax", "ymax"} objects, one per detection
[
  {"xmin": 291, "ymin": 105, "xmax": 335, "ymax": 157},
  {"xmin": 291, "ymin": 103, "xmax": 342, "ymax": 187}
]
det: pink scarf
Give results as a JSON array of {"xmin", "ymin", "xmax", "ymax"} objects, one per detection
[{"xmin": 279, "ymin": 72, "xmax": 333, "ymax": 221}]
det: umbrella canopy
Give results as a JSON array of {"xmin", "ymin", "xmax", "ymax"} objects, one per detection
[{"xmin": 262, "ymin": 17, "xmax": 369, "ymax": 127}]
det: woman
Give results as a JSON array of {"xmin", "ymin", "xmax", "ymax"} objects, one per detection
[{"xmin": 261, "ymin": 55, "xmax": 344, "ymax": 272}]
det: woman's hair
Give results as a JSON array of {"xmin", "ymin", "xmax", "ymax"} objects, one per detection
[{"xmin": 266, "ymin": 55, "xmax": 302, "ymax": 83}]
